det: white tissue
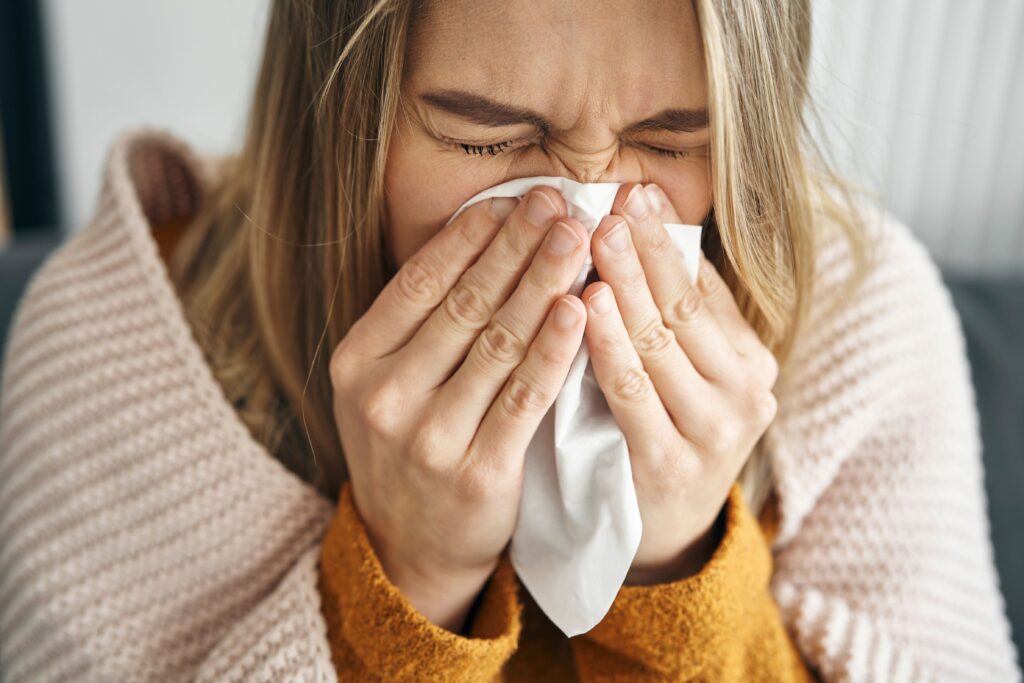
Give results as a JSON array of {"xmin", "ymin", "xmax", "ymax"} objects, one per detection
[{"xmin": 444, "ymin": 176, "xmax": 703, "ymax": 637}]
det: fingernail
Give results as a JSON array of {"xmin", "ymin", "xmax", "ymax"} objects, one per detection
[
  {"xmin": 644, "ymin": 185, "xmax": 663, "ymax": 213},
  {"xmin": 526, "ymin": 190, "xmax": 559, "ymax": 226},
  {"xmin": 547, "ymin": 221, "xmax": 581, "ymax": 255},
  {"xmin": 602, "ymin": 221, "xmax": 629, "ymax": 253},
  {"xmin": 623, "ymin": 184, "xmax": 649, "ymax": 220},
  {"xmin": 488, "ymin": 196, "xmax": 518, "ymax": 220},
  {"xmin": 589, "ymin": 286, "xmax": 613, "ymax": 314},
  {"xmin": 554, "ymin": 298, "xmax": 579, "ymax": 329}
]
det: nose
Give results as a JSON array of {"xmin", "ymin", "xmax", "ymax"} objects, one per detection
[{"xmin": 545, "ymin": 136, "xmax": 622, "ymax": 184}]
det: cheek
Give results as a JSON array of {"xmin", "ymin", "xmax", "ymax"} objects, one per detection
[
  {"xmin": 650, "ymin": 160, "xmax": 712, "ymax": 225},
  {"xmin": 383, "ymin": 137, "xmax": 494, "ymax": 266}
]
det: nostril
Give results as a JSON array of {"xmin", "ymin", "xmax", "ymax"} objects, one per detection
[{"xmin": 578, "ymin": 167, "xmax": 619, "ymax": 184}]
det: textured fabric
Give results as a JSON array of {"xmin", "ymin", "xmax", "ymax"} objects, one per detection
[
  {"xmin": 0, "ymin": 129, "xmax": 337, "ymax": 683},
  {"xmin": 318, "ymin": 482, "xmax": 524, "ymax": 682},
  {"xmin": 0, "ymin": 127, "xmax": 1020, "ymax": 682},
  {"xmin": 318, "ymin": 478, "xmax": 813, "ymax": 682}
]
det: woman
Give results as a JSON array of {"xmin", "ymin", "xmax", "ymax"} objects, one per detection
[{"xmin": 0, "ymin": 0, "xmax": 1018, "ymax": 681}]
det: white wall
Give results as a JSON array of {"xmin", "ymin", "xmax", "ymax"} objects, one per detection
[
  {"xmin": 40, "ymin": 0, "xmax": 1024, "ymax": 275},
  {"xmin": 808, "ymin": 0, "xmax": 1024, "ymax": 275},
  {"xmin": 41, "ymin": 0, "xmax": 270, "ymax": 234}
]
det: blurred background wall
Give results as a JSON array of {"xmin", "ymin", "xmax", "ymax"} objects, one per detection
[
  {"xmin": 808, "ymin": 0, "xmax": 1024, "ymax": 276},
  {"xmin": 40, "ymin": 0, "xmax": 270, "ymax": 236}
]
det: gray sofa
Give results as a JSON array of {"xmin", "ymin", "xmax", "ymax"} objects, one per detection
[{"xmin": 1, "ymin": 233, "xmax": 1021, "ymax": 657}]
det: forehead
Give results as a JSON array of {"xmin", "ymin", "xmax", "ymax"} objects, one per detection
[{"xmin": 405, "ymin": 0, "xmax": 707, "ymax": 127}]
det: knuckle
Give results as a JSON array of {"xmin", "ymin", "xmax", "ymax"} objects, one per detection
[
  {"xmin": 455, "ymin": 458, "xmax": 519, "ymax": 504},
  {"xmin": 396, "ymin": 255, "xmax": 445, "ymax": 304},
  {"xmin": 359, "ymin": 381, "xmax": 403, "ymax": 437},
  {"xmin": 591, "ymin": 329, "xmax": 620, "ymax": 358},
  {"xmin": 736, "ymin": 330, "xmax": 762, "ymax": 357},
  {"xmin": 516, "ymin": 265, "xmax": 547, "ymax": 302},
  {"xmin": 409, "ymin": 422, "xmax": 451, "ymax": 471},
  {"xmin": 611, "ymin": 366, "xmax": 651, "ymax": 403},
  {"xmin": 697, "ymin": 257, "xmax": 720, "ymax": 296},
  {"xmin": 535, "ymin": 341, "xmax": 566, "ymax": 369},
  {"xmin": 329, "ymin": 341, "xmax": 356, "ymax": 389},
  {"xmin": 669, "ymin": 285, "xmax": 704, "ymax": 325},
  {"xmin": 478, "ymin": 318, "xmax": 528, "ymax": 367},
  {"xmin": 739, "ymin": 336, "xmax": 778, "ymax": 386},
  {"xmin": 632, "ymin": 318, "xmax": 676, "ymax": 358},
  {"xmin": 696, "ymin": 416, "xmax": 736, "ymax": 451},
  {"xmin": 749, "ymin": 387, "xmax": 778, "ymax": 425},
  {"xmin": 454, "ymin": 209, "xmax": 495, "ymax": 251},
  {"xmin": 501, "ymin": 372, "xmax": 548, "ymax": 420},
  {"xmin": 758, "ymin": 349, "xmax": 780, "ymax": 386},
  {"xmin": 503, "ymin": 218, "xmax": 537, "ymax": 259},
  {"xmin": 454, "ymin": 462, "xmax": 492, "ymax": 503},
  {"xmin": 444, "ymin": 277, "xmax": 491, "ymax": 330},
  {"xmin": 650, "ymin": 224, "xmax": 673, "ymax": 253},
  {"xmin": 623, "ymin": 267, "xmax": 647, "ymax": 291}
]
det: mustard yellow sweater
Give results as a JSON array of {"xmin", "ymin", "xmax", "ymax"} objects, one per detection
[{"xmin": 317, "ymin": 479, "xmax": 816, "ymax": 681}]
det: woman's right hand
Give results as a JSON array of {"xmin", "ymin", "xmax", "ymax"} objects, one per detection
[{"xmin": 328, "ymin": 186, "xmax": 591, "ymax": 633}]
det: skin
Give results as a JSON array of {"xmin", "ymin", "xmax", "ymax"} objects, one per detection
[{"xmin": 330, "ymin": 0, "xmax": 779, "ymax": 635}]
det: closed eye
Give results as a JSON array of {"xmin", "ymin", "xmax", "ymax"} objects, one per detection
[
  {"xmin": 456, "ymin": 140, "xmax": 516, "ymax": 156},
  {"xmin": 450, "ymin": 139, "xmax": 694, "ymax": 160}
]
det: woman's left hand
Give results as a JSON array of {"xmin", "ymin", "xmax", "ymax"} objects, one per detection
[{"xmin": 582, "ymin": 182, "xmax": 779, "ymax": 586}]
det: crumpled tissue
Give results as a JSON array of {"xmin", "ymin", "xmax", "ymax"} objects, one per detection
[{"xmin": 444, "ymin": 176, "xmax": 703, "ymax": 637}]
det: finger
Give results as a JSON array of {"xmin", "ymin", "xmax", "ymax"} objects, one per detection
[
  {"xmin": 587, "ymin": 215, "xmax": 710, "ymax": 426},
  {"xmin": 643, "ymin": 182, "xmax": 684, "ymax": 225},
  {"xmin": 471, "ymin": 295, "xmax": 587, "ymax": 474},
  {"xmin": 611, "ymin": 183, "xmax": 738, "ymax": 383},
  {"xmin": 585, "ymin": 282, "xmax": 734, "ymax": 458},
  {"xmin": 394, "ymin": 187, "xmax": 567, "ymax": 388},
  {"xmin": 694, "ymin": 250, "xmax": 765, "ymax": 358},
  {"xmin": 342, "ymin": 196, "xmax": 514, "ymax": 360},
  {"xmin": 646, "ymin": 184, "xmax": 763, "ymax": 359},
  {"xmin": 580, "ymin": 282, "xmax": 680, "ymax": 460},
  {"xmin": 440, "ymin": 217, "xmax": 591, "ymax": 426}
]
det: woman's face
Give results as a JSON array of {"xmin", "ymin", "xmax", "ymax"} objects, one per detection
[{"xmin": 383, "ymin": 0, "xmax": 711, "ymax": 266}]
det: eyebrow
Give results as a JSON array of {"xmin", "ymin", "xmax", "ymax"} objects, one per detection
[{"xmin": 419, "ymin": 89, "xmax": 709, "ymax": 134}]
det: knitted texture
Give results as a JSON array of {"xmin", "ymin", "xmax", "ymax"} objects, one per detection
[
  {"xmin": 762, "ymin": 198, "xmax": 1022, "ymax": 682},
  {"xmin": 0, "ymin": 129, "xmax": 337, "ymax": 682},
  {"xmin": 318, "ymin": 482, "xmax": 523, "ymax": 682},
  {"xmin": 0, "ymin": 128, "xmax": 1019, "ymax": 682}
]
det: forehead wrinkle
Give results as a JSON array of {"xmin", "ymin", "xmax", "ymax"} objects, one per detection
[{"xmin": 408, "ymin": 0, "xmax": 706, "ymax": 138}]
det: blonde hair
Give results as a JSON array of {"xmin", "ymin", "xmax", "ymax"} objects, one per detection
[{"xmin": 169, "ymin": 0, "xmax": 875, "ymax": 516}]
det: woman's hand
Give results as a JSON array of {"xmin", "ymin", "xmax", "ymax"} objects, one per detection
[
  {"xmin": 329, "ymin": 187, "xmax": 591, "ymax": 632},
  {"xmin": 582, "ymin": 182, "xmax": 780, "ymax": 586}
]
